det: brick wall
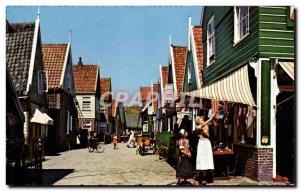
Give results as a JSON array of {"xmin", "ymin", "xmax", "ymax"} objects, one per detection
[
  {"xmin": 257, "ymin": 148, "xmax": 273, "ymax": 181},
  {"xmin": 235, "ymin": 144, "xmax": 273, "ymax": 181}
]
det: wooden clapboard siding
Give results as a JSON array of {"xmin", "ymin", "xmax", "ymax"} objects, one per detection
[
  {"xmin": 258, "ymin": 6, "xmax": 295, "ymax": 59},
  {"xmin": 202, "ymin": 6, "xmax": 259, "ymax": 85},
  {"xmin": 202, "ymin": 6, "xmax": 295, "ymax": 85},
  {"xmin": 76, "ymin": 94, "xmax": 96, "ymax": 119},
  {"xmin": 183, "ymin": 45, "xmax": 198, "ymax": 92}
]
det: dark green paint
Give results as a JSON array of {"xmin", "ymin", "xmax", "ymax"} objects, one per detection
[
  {"xmin": 183, "ymin": 44, "xmax": 198, "ymax": 92},
  {"xmin": 202, "ymin": 6, "xmax": 295, "ymax": 85},
  {"xmin": 261, "ymin": 60, "xmax": 271, "ymax": 145}
]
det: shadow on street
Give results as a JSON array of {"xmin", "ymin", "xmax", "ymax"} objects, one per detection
[{"xmin": 42, "ymin": 169, "xmax": 74, "ymax": 185}]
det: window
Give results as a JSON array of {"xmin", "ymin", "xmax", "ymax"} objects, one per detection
[
  {"xmin": 38, "ymin": 70, "xmax": 48, "ymax": 94},
  {"xmin": 234, "ymin": 6, "xmax": 249, "ymax": 44},
  {"xmin": 83, "ymin": 121, "xmax": 92, "ymax": 129},
  {"xmin": 82, "ymin": 97, "xmax": 91, "ymax": 111},
  {"xmin": 70, "ymin": 115, "xmax": 73, "ymax": 132},
  {"xmin": 66, "ymin": 72, "xmax": 72, "ymax": 92},
  {"xmin": 207, "ymin": 16, "xmax": 216, "ymax": 66},
  {"xmin": 66, "ymin": 111, "xmax": 70, "ymax": 134},
  {"xmin": 188, "ymin": 62, "xmax": 192, "ymax": 84}
]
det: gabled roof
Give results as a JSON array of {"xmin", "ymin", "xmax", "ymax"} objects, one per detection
[
  {"xmin": 192, "ymin": 26, "xmax": 204, "ymax": 86},
  {"xmin": 140, "ymin": 87, "xmax": 151, "ymax": 102},
  {"xmin": 42, "ymin": 44, "xmax": 68, "ymax": 89},
  {"xmin": 161, "ymin": 66, "xmax": 169, "ymax": 87},
  {"xmin": 151, "ymin": 83, "xmax": 159, "ymax": 113},
  {"xmin": 171, "ymin": 45, "xmax": 187, "ymax": 94},
  {"xmin": 100, "ymin": 78, "xmax": 112, "ymax": 102},
  {"xmin": 6, "ymin": 69, "xmax": 25, "ymax": 122},
  {"xmin": 111, "ymin": 100, "xmax": 117, "ymax": 117},
  {"xmin": 6, "ymin": 22, "xmax": 35, "ymax": 95},
  {"xmin": 73, "ymin": 62, "xmax": 99, "ymax": 93}
]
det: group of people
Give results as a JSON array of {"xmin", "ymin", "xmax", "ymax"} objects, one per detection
[{"xmin": 176, "ymin": 113, "xmax": 216, "ymax": 185}]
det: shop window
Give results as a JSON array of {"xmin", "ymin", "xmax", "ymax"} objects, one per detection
[
  {"xmin": 207, "ymin": 16, "xmax": 216, "ymax": 66},
  {"xmin": 234, "ymin": 6, "xmax": 249, "ymax": 44}
]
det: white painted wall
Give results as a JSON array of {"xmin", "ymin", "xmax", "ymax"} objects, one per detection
[{"xmin": 76, "ymin": 94, "xmax": 96, "ymax": 119}]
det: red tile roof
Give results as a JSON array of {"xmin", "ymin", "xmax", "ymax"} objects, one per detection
[
  {"xmin": 152, "ymin": 83, "xmax": 159, "ymax": 113},
  {"xmin": 161, "ymin": 66, "xmax": 169, "ymax": 88},
  {"xmin": 172, "ymin": 45, "xmax": 187, "ymax": 94},
  {"xmin": 42, "ymin": 44, "xmax": 68, "ymax": 89},
  {"xmin": 111, "ymin": 100, "xmax": 117, "ymax": 117},
  {"xmin": 100, "ymin": 78, "xmax": 112, "ymax": 102},
  {"xmin": 73, "ymin": 63, "xmax": 99, "ymax": 93},
  {"xmin": 192, "ymin": 26, "xmax": 204, "ymax": 86},
  {"xmin": 140, "ymin": 87, "xmax": 151, "ymax": 102}
]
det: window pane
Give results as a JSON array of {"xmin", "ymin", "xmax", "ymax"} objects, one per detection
[
  {"xmin": 240, "ymin": 6, "xmax": 248, "ymax": 19},
  {"xmin": 212, "ymin": 34, "xmax": 216, "ymax": 54}
]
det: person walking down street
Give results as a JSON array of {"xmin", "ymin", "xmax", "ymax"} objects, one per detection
[
  {"xmin": 113, "ymin": 134, "xmax": 118, "ymax": 149},
  {"xmin": 127, "ymin": 130, "xmax": 136, "ymax": 147},
  {"xmin": 176, "ymin": 129, "xmax": 193, "ymax": 185}
]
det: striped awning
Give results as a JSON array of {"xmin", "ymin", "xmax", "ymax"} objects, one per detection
[
  {"xmin": 279, "ymin": 62, "xmax": 294, "ymax": 80},
  {"xmin": 189, "ymin": 65, "xmax": 256, "ymax": 106}
]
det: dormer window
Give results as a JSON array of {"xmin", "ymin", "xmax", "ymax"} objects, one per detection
[
  {"xmin": 207, "ymin": 16, "xmax": 216, "ymax": 67},
  {"xmin": 234, "ymin": 6, "xmax": 249, "ymax": 44}
]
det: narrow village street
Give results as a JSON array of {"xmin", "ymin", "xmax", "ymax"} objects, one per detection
[
  {"xmin": 6, "ymin": 5, "xmax": 295, "ymax": 187},
  {"xmin": 41, "ymin": 143, "xmax": 290, "ymax": 186},
  {"xmin": 42, "ymin": 143, "xmax": 176, "ymax": 186}
]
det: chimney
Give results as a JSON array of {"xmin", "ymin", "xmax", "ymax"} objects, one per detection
[{"xmin": 78, "ymin": 57, "xmax": 83, "ymax": 66}]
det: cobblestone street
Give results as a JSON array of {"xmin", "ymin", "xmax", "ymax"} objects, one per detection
[{"xmin": 42, "ymin": 143, "xmax": 176, "ymax": 185}]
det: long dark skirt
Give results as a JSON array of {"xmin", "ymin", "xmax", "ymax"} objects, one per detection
[{"xmin": 176, "ymin": 156, "xmax": 193, "ymax": 179}]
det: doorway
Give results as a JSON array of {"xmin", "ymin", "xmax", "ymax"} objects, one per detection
[{"xmin": 276, "ymin": 92, "xmax": 295, "ymax": 183}]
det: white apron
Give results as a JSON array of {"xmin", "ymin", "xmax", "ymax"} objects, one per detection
[{"xmin": 196, "ymin": 137, "xmax": 214, "ymax": 170}]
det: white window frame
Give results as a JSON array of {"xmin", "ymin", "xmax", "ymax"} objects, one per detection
[
  {"xmin": 83, "ymin": 121, "xmax": 92, "ymax": 130},
  {"xmin": 66, "ymin": 111, "xmax": 70, "ymax": 135},
  {"xmin": 82, "ymin": 97, "xmax": 91, "ymax": 111},
  {"xmin": 234, "ymin": 6, "xmax": 250, "ymax": 45},
  {"xmin": 70, "ymin": 115, "xmax": 73, "ymax": 132},
  {"xmin": 207, "ymin": 16, "xmax": 216, "ymax": 67},
  {"xmin": 38, "ymin": 70, "xmax": 48, "ymax": 94},
  {"xmin": 188, "ymin": 62, "xmax": 192, "ymax": 84}
]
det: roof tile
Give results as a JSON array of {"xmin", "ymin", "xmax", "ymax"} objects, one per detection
[
  {"xmin": 172, "ymin": 45, "xmax": 187, "ymax": 94},
  {"xmin": 140, "ymin": 87, "xmax": 151, "ymax": 102},
  {"xmin": 42, "ymin": 44, "xmax": 68, "ymax": 89},
  {"xmin": 100, "ymin": 78, "xmax": 112, "ymax": 102},
  {"xmin": 192, "ymin": 26, "xmax": 204, "ymax": 86},
  {"xmin": 6, "ymin": 22, "xmax": 35, "ymax": 95},
  {"xmin": 161, "ymin": 66, "xmax": 169, "ymax": 87},
  {"xmin": 73, "ymin": 63, "xmax": 99, "ymax": 93}
]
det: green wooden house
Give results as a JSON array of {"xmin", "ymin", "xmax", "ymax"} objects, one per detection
[{"xmin": 198, "ymin": 6, "xmax": 295, "ymax": 182}]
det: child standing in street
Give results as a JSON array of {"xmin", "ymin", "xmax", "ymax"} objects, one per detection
[{"xmin": 113, "ymin": 134, "xmax": 118, "ymax": 149}]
